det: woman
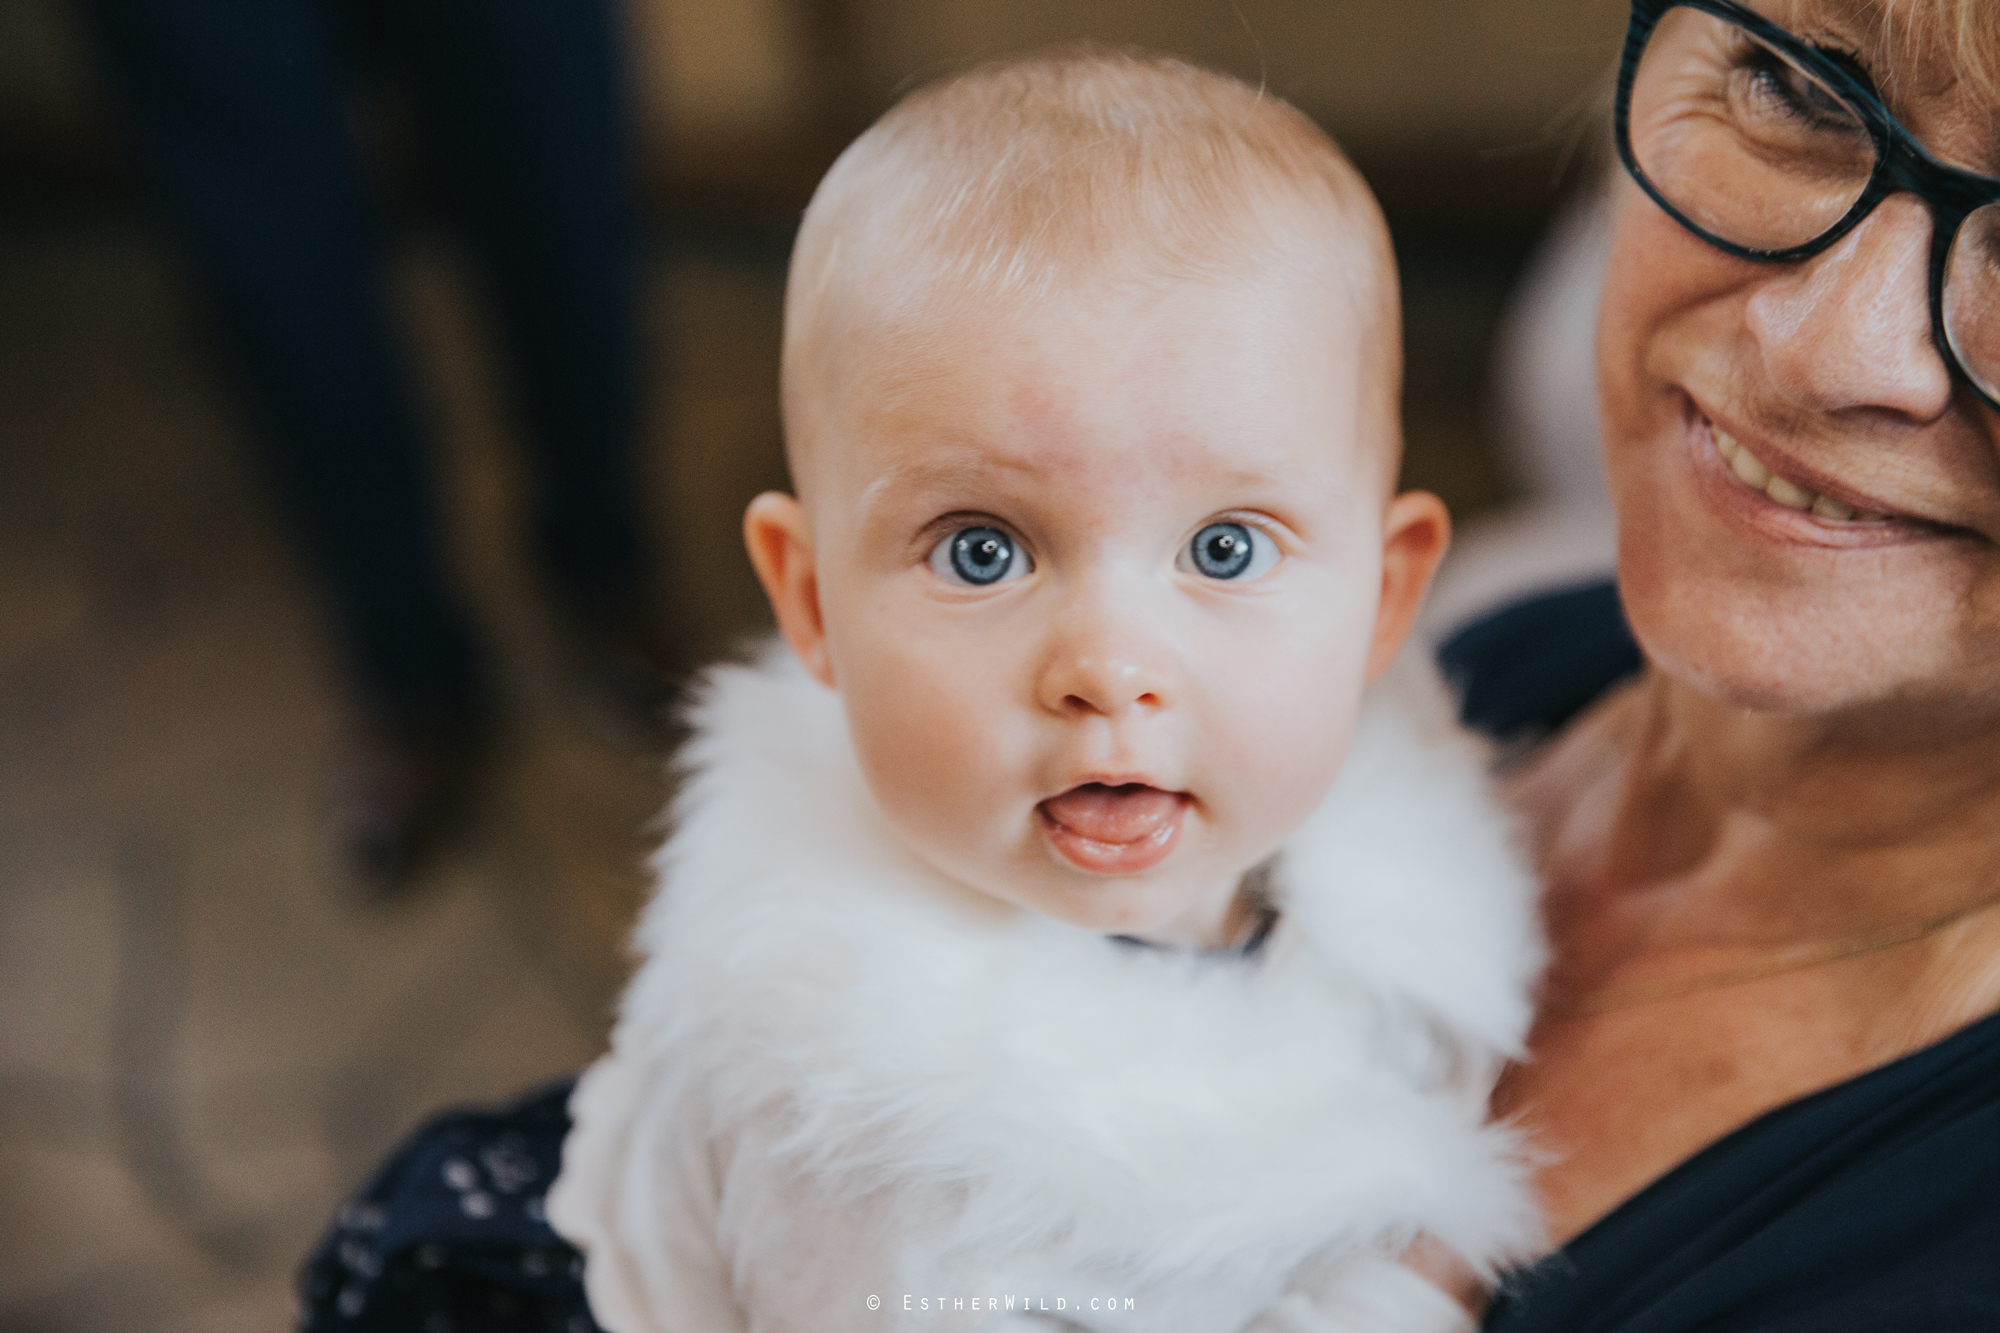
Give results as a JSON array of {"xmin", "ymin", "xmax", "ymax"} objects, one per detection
[{"xmin": 1471, "ymin": 0, "xmax": 2000, "ymax": 1326}]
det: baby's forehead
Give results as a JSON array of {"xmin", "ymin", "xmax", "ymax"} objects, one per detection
[
  {"xmin": 915, "ymin": 226, "xmax": 1372, "ymax": 374},
  {"xmin": 815, "ymin": 198, "xmax": 1388, "ymax": 397},
  {"xmin": 798, "ymin": 262, "xmax": 1394, "ymax": 514},
  {"xmin": 820, "ymin": 176, "xmax": 1385, "ymax": 345}
]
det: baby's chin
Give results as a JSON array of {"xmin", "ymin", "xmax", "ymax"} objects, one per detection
[{"xmin": 994, "ymin": 857, "xmax": 1255, "ymax": 947}]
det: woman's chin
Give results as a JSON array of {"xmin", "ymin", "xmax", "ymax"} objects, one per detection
[
  {"xmin": 1618, "ymin": 549, "xmax": 1998, "ymax": 723},
  {"xmin": 1629, "ymin": 614, "xmax": 1845, "ymax": 716}
]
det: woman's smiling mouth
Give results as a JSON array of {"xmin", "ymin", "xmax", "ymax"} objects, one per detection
[
  {"xmin": 1037, "ymin": 782, "xmax": 1189, "ymax": 874},
  {"xmin": 1711, "ymin": 425, "xmax": 1875, "ymax": 522},
  {"xmin": 1684, "ymin": 400, "xmax": 1976, "ymax": 549}
]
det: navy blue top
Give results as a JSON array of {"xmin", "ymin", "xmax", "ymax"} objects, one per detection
[
  {"xmin": 1482, "ymin": 1005, "xmax": 2000, "ymax": 1331},
  {"xmin": 299, "ymin": 580, "xmax": 2000, "ymax": 1331}
]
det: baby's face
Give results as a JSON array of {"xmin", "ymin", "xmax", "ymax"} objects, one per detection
[{"xmin": 754, "ymin": 261, "xmax": 1443, "ymax": 945}]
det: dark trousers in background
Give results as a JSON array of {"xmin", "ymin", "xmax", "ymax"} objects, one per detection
[{"xmin": 81, "ymin": 0, "xmax": 648, "ymax": 723}]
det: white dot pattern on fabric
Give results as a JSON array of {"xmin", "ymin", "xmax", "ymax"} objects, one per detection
[
  {"xmin": 300, "ymin": 1081, "xmax": 604, "ymax": 1331},
  {"xmin": 482, "ymin": 1137, "xmax": 540, "ymax": 1193},
  {"xmin": 339, "ymin": 1202, "xmax": 387, "ymax": 1232},
  {"xmin": 339, "ymin": 1239, "xmax": 383, "ymax": 1279}
]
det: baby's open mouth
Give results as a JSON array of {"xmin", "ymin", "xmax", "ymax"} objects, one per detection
[{"xmin": 1037, "ymin": 783, "xmax": 1188, "ymax": 875}]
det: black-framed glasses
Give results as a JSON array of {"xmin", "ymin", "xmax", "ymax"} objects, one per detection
[{"xmin": 1615, "ymin": 0, "xmax": 2000, "ymax": 410}]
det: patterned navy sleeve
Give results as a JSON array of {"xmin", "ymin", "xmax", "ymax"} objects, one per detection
[{"xmin": 298, "ymin": 1077, "xmax": 603, "ymax": 1333}]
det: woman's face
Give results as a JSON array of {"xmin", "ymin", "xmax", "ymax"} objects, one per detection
[{"xmin": 1601, "ymin": 0, "xmax": 2000, "ymax": 724}]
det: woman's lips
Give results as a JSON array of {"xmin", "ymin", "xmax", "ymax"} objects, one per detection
[
  {"xmin": 1684, "ymin": 401, "xmax": 1961, "ymax": 549},
  {"xmin": 1711, "ymin": 424, "xmax": 1874, "ymax": 521},
  {"xmin": 1037, "ymin": 783, "xmax": 1187, "ymax": 874}
]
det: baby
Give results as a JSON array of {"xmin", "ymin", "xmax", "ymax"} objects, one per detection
[{"xmin": 549, "ymin": 47, "xmax": 1543, "ymax": 1333}]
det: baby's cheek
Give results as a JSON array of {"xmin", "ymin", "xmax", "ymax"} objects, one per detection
[
  {"xmin": 841, "ymin": 663, "xmax": 1019, "ymax": 863},
  {"xmin": 1205, "ymin": 637, "xmax": 1367, "ymax": 847},
  {"xmin": 1233, "ymin": 710, "xmax": 1354, "ymax": 846}
]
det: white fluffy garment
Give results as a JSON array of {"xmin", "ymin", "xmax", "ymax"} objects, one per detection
[{"xmin": 549, "ymin": 646, "xmax": 1545, "ymax": 1333}]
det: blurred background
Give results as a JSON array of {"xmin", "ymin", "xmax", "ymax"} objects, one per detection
[{"xmin": 0, "ymin": 2, "xmax": 1623, "ymax": 1328}]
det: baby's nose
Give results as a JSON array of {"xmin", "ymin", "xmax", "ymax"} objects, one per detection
[
  {"xmin": 1035, "ymin": 603, "xmax": 1174, "ymax": 717},
  {"xmin": 1045, "ymin": 656, "xmax": 1165, "ymax": 716}
]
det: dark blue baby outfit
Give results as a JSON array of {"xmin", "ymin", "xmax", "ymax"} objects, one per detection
[{"xmin": 298, "ymin": 1078, "xmax": 595, "ymax": 1333}]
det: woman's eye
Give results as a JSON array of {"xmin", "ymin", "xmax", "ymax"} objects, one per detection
[
  {"xmin": 928, "ymin": 525, "xmax": 1030, "ymax": 587},
  {"xmin": 1179, "ymin": 521, "xmax": 1280, "ymax": 581},
  {"xmin": 1742, "ymin": 47, "xmax": 1865, "ymax": 135}
]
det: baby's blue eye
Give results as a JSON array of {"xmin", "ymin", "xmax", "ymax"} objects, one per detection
[
  {"xmin": 1180, "ymin": 521, "xmax": 1279, "ymax": 581},
  {"xmin": 929, "ymin": 525, "xmax": 1029, "ymax": 586}
]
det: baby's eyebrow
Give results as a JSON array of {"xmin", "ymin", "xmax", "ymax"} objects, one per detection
[
  {"xmin": 853, "ymin": 443, "xmax": 1330, "ymax": 521},
  {"xmin": 853, "ymin": 447, "xmax": 1039, "ymax": 515}
]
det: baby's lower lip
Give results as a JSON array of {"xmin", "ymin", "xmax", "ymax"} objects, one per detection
[{"xmin": 1036, "ymin": 783, "xmax": 1188, "ymax": 874}]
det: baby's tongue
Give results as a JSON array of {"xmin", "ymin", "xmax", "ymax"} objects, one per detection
[{"xmin": 1040, "ymin": 783, "xmax": 1182, "ymax": 845}]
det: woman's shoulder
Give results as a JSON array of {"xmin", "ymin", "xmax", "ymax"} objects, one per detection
[
  {"xmin": 1438, "ymin": 580, "xmax": 1647, "ymax": 867},
  {"xmin": 1436, "ymin": 579, "xmax": 1643, "ymax": 746}
]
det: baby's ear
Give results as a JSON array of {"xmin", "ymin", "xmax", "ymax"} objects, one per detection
[
  {"xmin": 1366, "ymin": 490, "xmax": 1452, "ymax": 682},
  {"xmin": 744, "ymin": 492, "xmax": 836, "ymax": 687}
]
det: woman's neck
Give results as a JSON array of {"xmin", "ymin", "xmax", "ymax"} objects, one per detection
[
  {"xmin": 1504, "ymin": 669, "xmax": 2000, "ymax": 1244},
  {"xmin": 1519, "ymin": 667, "xmax": 2000, "ymax": 951}
]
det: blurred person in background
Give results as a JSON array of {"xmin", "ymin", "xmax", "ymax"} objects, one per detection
[{"xmin": 77, "ymin": 0, "xmax": 668, "ymax": 885}]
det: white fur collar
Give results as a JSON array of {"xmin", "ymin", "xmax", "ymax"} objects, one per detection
[{"xmin": 556, "ymin": 645, "xmax": 1543, "ymax": 1322}]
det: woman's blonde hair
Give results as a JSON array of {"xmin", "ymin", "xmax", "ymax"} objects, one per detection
[{"xmin": 1885, "ymin": 0, "xmax": 2000, "ymax": 97}]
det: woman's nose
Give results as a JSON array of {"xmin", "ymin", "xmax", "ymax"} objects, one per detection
[
  {"xmin": 1034, "ymin": 591, "xmax": 1174, "ymax": 719},
  {"xmin": 1745, "ymin": 194, "xmax": 1955, "ymax": 422}
]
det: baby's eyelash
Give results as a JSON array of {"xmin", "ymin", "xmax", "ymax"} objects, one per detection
[
  {"xmin": 913, "ymin": 513, "xmax": 1017, "ymax": 554},
  {"xmin": 1210, "ymin": 512, "xmax": 1290, "ymax": 545}
]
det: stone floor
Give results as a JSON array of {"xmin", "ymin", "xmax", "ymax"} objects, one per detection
[{"xmin": 0, "ymin": 213, "xmax": 1524, "ymax": 1333}]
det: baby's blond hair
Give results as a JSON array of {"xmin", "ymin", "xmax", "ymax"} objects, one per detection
[{"xmin": 781, "ymin": 46, "xmax": 1398, "ymax": 473}]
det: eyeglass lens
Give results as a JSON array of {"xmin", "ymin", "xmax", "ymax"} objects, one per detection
[
  {"xmin": 1630, "ymin": 4, "xmax": 2000, "ymax": 402},
  {"xmin": 1630, "ymin": 6, "xmax": 1874, "ymax": 250},
  {"xmin": 1944, "ymin": 203, "xmax": 2000, "ymax": 401}
]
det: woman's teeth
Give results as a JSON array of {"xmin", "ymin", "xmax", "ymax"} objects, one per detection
[{"xmin": 1712, "ymin": 427, "xmax": 1865, "ymax": 521}]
